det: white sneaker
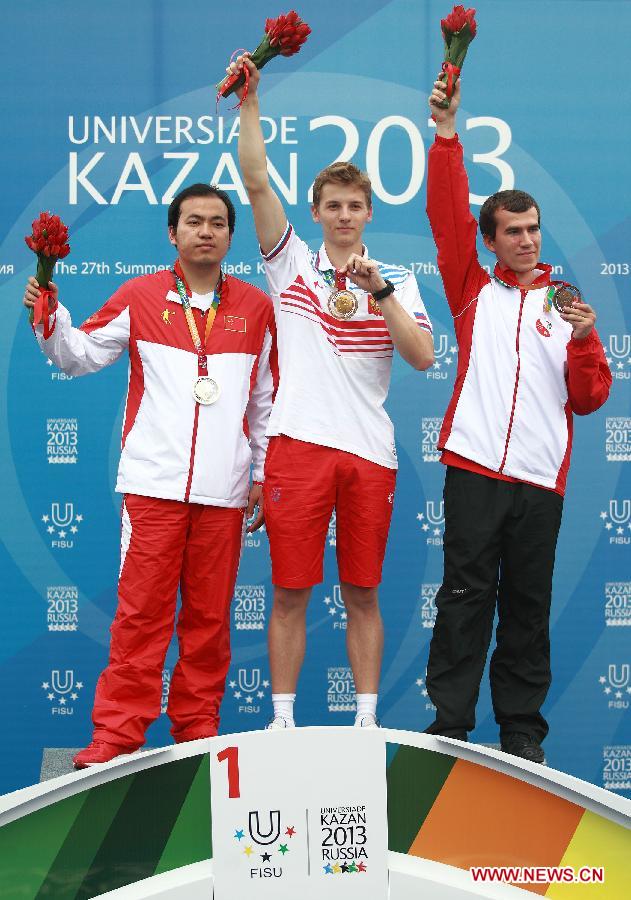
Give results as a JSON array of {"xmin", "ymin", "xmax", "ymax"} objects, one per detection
[
  {"xmin": 354, "ymin": 714, "xmax": 380, "ymax": 729},
  {"xmin": 266, "ymin": 716, "xmax": 295, "ymax": 730}
]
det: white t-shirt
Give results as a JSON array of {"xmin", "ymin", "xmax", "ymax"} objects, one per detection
[{"xmin": 262, "ymin": 223, "xmax": 432, "ymax": 469}]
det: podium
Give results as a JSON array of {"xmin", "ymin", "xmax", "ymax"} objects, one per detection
[{"xmin": 0, "ymin": 729, "xmax": 629, "ymax": 899}]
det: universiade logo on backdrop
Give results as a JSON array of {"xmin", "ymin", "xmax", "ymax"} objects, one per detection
[
  {"xmin": 243, "ymin": 523, "xmax": 266, "ymax": 551},
  {"xmin": 604, "ymin": 583, "xmax": 631, "ymax": 627},
  {"xmin": 161, "ymin": 668, "xmax": 171, "ymax": 714},
  {"xmin": 598, "ymin": 665, "xmax": 631, "ymax": 710},
  {"xmin": 605, "ymin": 418, "xmax": 631, "ymax": 462},
  {"xmin": 417, "ymin": 500, "xmax": 445, "ymax": 546},
  {"xmin": 231, "ymin": 810, "xmax": 299, "ymax": 882},
  {"xmin": 233, "ymin": 585, "xmax": 266, "ymax": 631},
  {"xmin": 606, "ymin": 334, "xmax": 631, "ymax": 381},
  {"xmin": 327, "ymin": 667, "xmax": 356, "ymax": 713},
  {"xmin": 228, "ymin": 668, "xmax": 269, "ymax": 715},
  {"xmin": 421, "ymin": 418, "xmax": 442, "ymax": 463},
  {"xmin": 421, "ymin": 584, "xmax": 439, "ymax": 629},
  {"xmin": 323, "ymin": 585, "xmax": 347, "ymax": 630},
  {"xmin": 46, "ymin": 585, "xmax": 79, "ymax": 632},
  {"xmin": 40, "ymin": 502, "xmax": 84, "ymax": 549},
  {"xmin": 599, "ymin": 500, "xmax": 631, "ymax": 545},
  {"xmin": 41, "ymin": 669, "xmax": 84, "ymax": 715},
  {"xmin": 327, "ymin": 511, "xmax": 336, "ymax": 547},
  {"xmin": 602, "ymin": 745, "xmax": 631, "ymax": 792},
  {"xmin": 46, "ymin": 417, "xmax": 78, "ymax": 464},
  {"xmin": 425, "ymin": 333, "xmax": 457, "ymax": 382}
]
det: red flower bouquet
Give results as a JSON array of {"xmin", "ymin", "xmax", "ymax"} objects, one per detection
[
  {"xmin": 217, "ymin": 10, "xmax": 311, "ymax": 106},
  {"xmin": 25, "ymin": 212, "xmax": 70, "ymax": 336},
  {"xmin": 438, "ymin": 5, "xmax": 477, "ymax": 108}
]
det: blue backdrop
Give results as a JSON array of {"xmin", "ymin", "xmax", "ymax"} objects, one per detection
[{"xmin": 1, "ymin": 0, "xmax": 629, "ymax": 796}]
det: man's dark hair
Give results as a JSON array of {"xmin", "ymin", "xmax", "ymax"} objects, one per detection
[
  {"xmin": 168, "ymin": 183, "xmax": 236, "ymax": 235},
  {"xmin": 479, "ymin": 190, "xmax": 540, "ymax": 239}
]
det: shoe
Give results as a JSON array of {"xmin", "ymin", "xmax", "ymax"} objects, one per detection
[
  {"xmin": 73, "ymin": 740, "xmax": 140, "ymax": 769},
  {"xmin": 266, "ymin": 716, "xmax": 295, "ymax": 730},
  {"xmin": 500, "ymin": 732, "xmax": 546, "ymax": 764},
  {"xmin": 354, "ymin": 714, "xmax": 380, "ymax": 729}
]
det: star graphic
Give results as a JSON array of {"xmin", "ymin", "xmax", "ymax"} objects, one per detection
[
  {"xmin": 70, "ymin": 693, "xmax": 78, "ymax": 700},
  {"xmin": 244, "ymin": 846, "xmax": 253, "ymax": 857},
  {"xmin": 606, "ymin": 522, "xmax": 613, "ymax": 530},
  {"xmin": 341, "ymin": 862, "xmax": 349, "ymax": 873},
  {"xmin": 358, "ymin": 861, "xmax": 367, "ymax": 872},
  {"xmin": 627, "ymin": 687, "xmax": 631, "ymax": 694},
  {"xmin": 323, "ymin": 864, "xmax": 333, "ymax": 874},
  {"xmin": 46, "ymin": 358, "xmax": 53, "ymax": 366},
  {"xmin": 617, "ymin": 527, "xmax": 624, "ymax": 535},
  {"xmin": 58, "ymin": 530, "xmax": 67, "ymax": 538},
  {"xmin": 47, "ymin": 693, "xmax": 55, "ymax": 701},
  {"xmin": 42, "ymin": 515, "xmax": 49, "ymax": 523},
  {"xmin": 47, "ymin": 525, "xmax": 55, "ymax": 534},
  {"xmin": 332, "ymin": 864, "xmax": 341, "ymax": 874},
  {"xmin": 262, "ymin": 680, "xmax": 270, "ymax": 688},
  {"xmin": 70, "ymin": 525, "xmax": 78, "ymax": 534},
  {"xmin": 348, "ymin": 862, "xmax": 358, "ymax": 873},
  {"xmin": 229, "ymin": 680, "xmax": 236, "ymax": 689},
  {"xmin": 324, "ymin": 596, "xmax": 331, "ymax": 605},
  {"xmin": 604, "ymin": 687, "xmax": 612, "ymax": 694},
  {"xmin": 341, "ymin": 612, "xmax": 347, "ymax": 620},
  {"xmin": 600, "ymin": 511, "xmax": 608, "ymax": 520},
  {"xmin": 605, "ymin": 356, "xmax": 613, "ymax": 366},
  {"xmin": 234, "ymin": 691, "xmax": 242, "ymax": 699},
  {"xmin": 445, "ymin": 356, "xmax": 452, "ymax": 364},
  {"xmin": 416, "ymin": 678, "xmax": 424, "ymax": 686},
  {"xmin": 257, "ymin": 691, "xmax": 264, "ymax": 699},
  {"xmin": 422, "ymin": 689, "xmax": 428, "ymax": 697},
  {"xmin": 433, "ymin": 361, "xmax": 441, "ymax": 370},
  {"xmin": 75, "ymin": 514, "xmax": 83, "ymax": 522},
  {"xmin": 76, "ymin": 682, "xmax": 83, "ymax": 689},
  {"xmin": 433, "ymin": 527, "xmax": 441, "ymax": 536},
  {"xmin": 278, "ymin": 844, "xmax": 289, "ymax": 855},
  {"xmin": 328, "ymin": 538, "xmax": 335, "ymax": 546},
  {"xmin": 261, "ymin": 852, "xmax": 272, "ymax": 862},
  {"xmin": 246, "ymin": 695, "xmax": 253, "ymax": 704},
  {"xmin": 234, "ymin": 829, "xmax": 244, "ymax": 840},
  {"xmin": 42, "ymin": 682, "xmax": 50, "ymax": 689},
  {"xmin": 285, "ymin": 826, "xmax": 296, "ymax": 837},
  {"xmin": 59, "ymin": 697, "xmax": 67, "ymax": 705},
  {"xmin": 416, "ymin": 513, "xmax": 424, "ymax": 521},
  {"xmin": 422, "ymin": 523, "xmax": 429, "ymax": 532},
  {"xmin": 449, "ymin": 345, "xmax": 457, "ymax": 354},
  {"xmin": 616, "ymin": 691, "xmax": 623, "ymax": 699},
  {"xmin": 617, "ymin": 361, "xmax": 624, "ymax": 370},
  {"xmin": 329, "ymin": 607, "xmax": 336, "ymax": 616}
]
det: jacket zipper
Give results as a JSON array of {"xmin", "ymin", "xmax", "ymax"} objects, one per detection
[{"xmin": 498, "ymin": 290, "xmax": 526, "ymax": 474}]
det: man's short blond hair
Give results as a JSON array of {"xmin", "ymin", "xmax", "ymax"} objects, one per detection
[{"xmin": 312, "ymin": 161, "xmax": 372, "ymax": 208}]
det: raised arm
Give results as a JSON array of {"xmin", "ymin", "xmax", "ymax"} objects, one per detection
[
  {"xmin": 426, "ymin": 77, "xmax": 487, "ymax": 316},
  {"xmin": 23, "ymin": 276, "xmax": 129, "ymax": 375},
  {"xmin": 231, "ymin": 56, "xmax": 287, "ymax": 256}
]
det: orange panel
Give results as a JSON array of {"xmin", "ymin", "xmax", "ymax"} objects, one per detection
[{"xmin": 409, "ymin": 759, "xmax": 585, "ymax": 896}]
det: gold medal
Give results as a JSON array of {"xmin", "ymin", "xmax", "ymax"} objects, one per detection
[
  {"xmin": 328, "ymin": 289, "xmax": 358, "ymax": 320},
  {"xmin": 193, "ymin": 376, "xmax": 221, "ymax": 405}
]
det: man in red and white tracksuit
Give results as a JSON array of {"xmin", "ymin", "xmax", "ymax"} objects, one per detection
[
  {"xmin": 424, "ymin": 77, "xmax": 611, "ymax": 761},
  {"xmin": 24, "ymin": 184, "xmax": 277, "ymax": 767}
]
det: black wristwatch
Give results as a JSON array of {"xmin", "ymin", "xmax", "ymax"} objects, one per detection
[{"xmin": 372, "ymin": 279, "xmax": 395, "ymax": 302}]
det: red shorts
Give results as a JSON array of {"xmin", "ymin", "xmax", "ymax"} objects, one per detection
[{"xmin": 263, "ymin": 435, "xmax": 396, "ymax": 588}]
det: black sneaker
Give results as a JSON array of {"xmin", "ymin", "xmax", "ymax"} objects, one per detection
[{"xmin": 501, "ymin": 732, "xmax": 545, "ymax": 764}]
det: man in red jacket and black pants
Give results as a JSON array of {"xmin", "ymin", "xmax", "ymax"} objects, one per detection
[{"xmin": 424, "ymin": 76, "xmax": 611, "ymax": 762}]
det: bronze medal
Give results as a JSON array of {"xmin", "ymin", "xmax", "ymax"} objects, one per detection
[
  {"xmin": 328, "ymin": 289, "xmax": 358, "ymax": 320},
  {"xmin": 550, "ymin": 282, "xmax": 581, "ymax": 314}
]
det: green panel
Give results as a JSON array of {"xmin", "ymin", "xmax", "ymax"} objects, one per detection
[
  {"xmin": 35, "ymin": 773, "xmax": 135, "ymax": 899},
  {"xmin": 386, "ymin": 744, "xmax": 456, "ymax": 853},
  {"xmin": 155, "ymin": 753, "xmax": 212, "ymax": 875},
  {"xmin": 0, "ymin": 790, "xmax": 87, "ymax": 900},
  {"xmin": 73, "ymin": 755, "xmax": 204, "ymax": 899}
]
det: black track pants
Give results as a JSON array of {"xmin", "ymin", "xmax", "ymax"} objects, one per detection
[{"xmin": 425, "ymin": 467, "xmax": 563, "ymax": 741}]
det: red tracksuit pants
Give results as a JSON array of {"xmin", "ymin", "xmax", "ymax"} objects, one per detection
[{"xmin": 92, "ymin": 494, "xmax": 244, "ymax": 747}]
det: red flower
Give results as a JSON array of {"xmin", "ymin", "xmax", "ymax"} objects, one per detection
[
  {"xmin": 441, "ymin": 5, "xmax": 477, "ymax": 38},
  {"xmin": 25, "ymin": 212, "xmax": 70, "ymax": 260},
  {"xmin": 266, "ymin": 10, "xmax": 311, "ymax": 56}
]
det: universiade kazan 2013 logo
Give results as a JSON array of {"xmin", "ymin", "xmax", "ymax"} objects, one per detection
[{"xmin": 230, "ymin": 806, "xmax": 370, "ymax": 880}]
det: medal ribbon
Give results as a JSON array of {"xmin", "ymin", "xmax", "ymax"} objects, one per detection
[
  {"xmin": 172, "ymin": 261, "xmax": 222, "ymax": 376},
  {"xmin": 334, "ymin": 269, "xmax": 347, "ymax": 292},
  {"xmin": 216, "ymin": 49, "xmax": 250, "ymax": 111}
]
